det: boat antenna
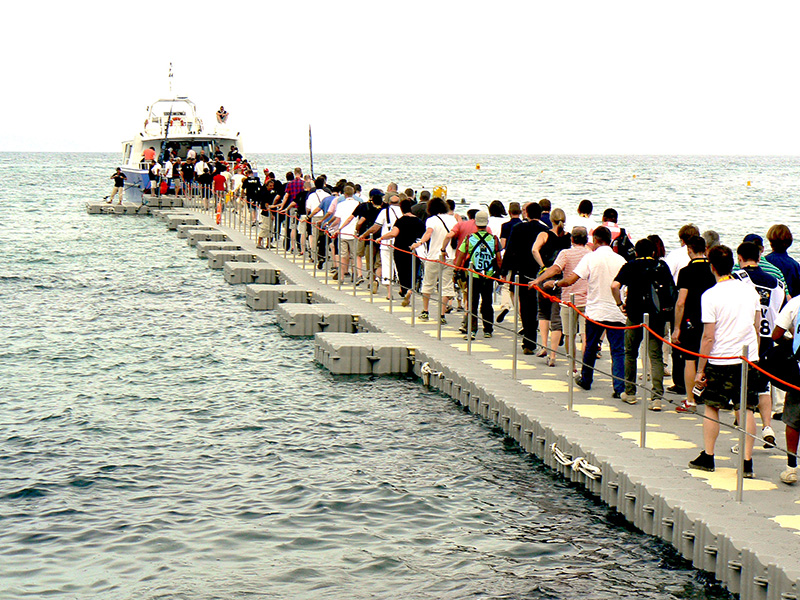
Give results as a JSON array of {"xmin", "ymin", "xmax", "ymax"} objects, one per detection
[
  {"xmin": 308, "ymin": 125, "xmax": 315, "ymax": 179},
  {"xmin": 158, "ymin": 63, "xmax": 174, "ymax": 163}
]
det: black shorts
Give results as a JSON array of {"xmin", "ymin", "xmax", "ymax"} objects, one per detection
[
  {"xmin": 784, "ymin": 390, "xmax": 800, "ymax": 431},
  {"xmin": 675, "ymin": 321, "xmax": 702, "ymax": 361},
  {"xmin": 702, "ymin": 362, "xmax": 761, "ymax": 411}
]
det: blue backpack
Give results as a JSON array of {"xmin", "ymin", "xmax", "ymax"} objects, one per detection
[{"xmin": 467, "ymin": 232, "xmax": 498, "ymax": 277}]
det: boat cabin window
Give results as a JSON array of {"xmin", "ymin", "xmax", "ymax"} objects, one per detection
[{"xmin": 163, "ymin": 141, "xmax": 217, "ymax": 160}]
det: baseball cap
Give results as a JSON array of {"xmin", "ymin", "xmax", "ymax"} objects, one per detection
[
  {"xmin": 475, "ymin": 211, "xmax": 489, "ymax": 227},
  {"xmin": 743, "ymin": 233, "xmax": 764, "ymax": 247},
  {"xmin": 369, "ymin": 188, "xmax": 384, "ymax": 198}
]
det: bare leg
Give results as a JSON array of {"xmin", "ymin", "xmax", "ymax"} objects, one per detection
[{"xmin": 703, "ymin": 405, "xmax": 721, "ymax": 456}]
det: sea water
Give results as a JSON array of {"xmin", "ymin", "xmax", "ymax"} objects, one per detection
[{"xmin": 5, "ymin": 151, "xmax": 793, "ymax": 599}]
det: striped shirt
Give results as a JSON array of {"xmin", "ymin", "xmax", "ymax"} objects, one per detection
[{"xmin": 554, "ymin": 245, "xmax": 592, "ymax": 306}]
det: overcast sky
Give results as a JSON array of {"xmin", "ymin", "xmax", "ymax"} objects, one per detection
[{"xmin": 3, "ymin": 1, "xmax": 799, "ymax": 155}]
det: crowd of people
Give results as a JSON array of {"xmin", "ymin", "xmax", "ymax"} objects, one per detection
[{"xmin": 121, "ymin": 158, "xmax": 800, "ymax": 486}]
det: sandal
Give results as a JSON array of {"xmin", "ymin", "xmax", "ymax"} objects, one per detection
[
  {"xmin": 547, "ymin": 358, "xmax": 556, "ymax": 367},
  {"xmin": 535, "ymin": 349, "xmax": 548, "ymax": 358}
]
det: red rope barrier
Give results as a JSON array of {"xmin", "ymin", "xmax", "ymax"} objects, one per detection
[{"xmin": 267, "ymin": 206, "xmax": 800, "ymax": 393}]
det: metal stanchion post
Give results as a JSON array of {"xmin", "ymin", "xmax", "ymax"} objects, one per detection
[
  {"xmin": 352, "ymin": 239, "xmax": 357, "ymax": 297},
  {"xmin": 568, "ymin": 293, "xmax": 576, "ymax": 411},
  {"xmin": 369, "ymin": 235, "xmax": 375, "ymax": 305},
  {"xmin": 292, "ymin": 215, "xmax": 297, "ymax": 263},
  {"xmin": 324, "ymin": 235, "xmax": 329, "ymax": 286},
  {"xmin": 411, "ymin": 253, "xmax": 417, "ymax": 327},
  {"xmin": 466, "ymin": 272, "xmax": 473, "ymax": 354},
  {"xmin": 388, "ymin": 246, "xmax": 394, "ymax": 314},
  {"xmin": 437, "ymin": 259, "xmax": 444, "ymax": 340},
  {"xmin": 736, "ymin": 344, "xmax": 749, "ymax": 503},
  {"xmin": 337, "ymin": 235, "xmax": 343, "ymax": 291},
  {"xmin": 302, "ymin": 220, "xmax": 307, "ymax": 271},
  {"xmin": 512, "ymin": 277, "xmax": 520, "ymax": 380},
  {"xmin": 640, "ymin": 313, "xmax": 650, "ymax": 449},
  {"xmin": 283, "ymin": 215, "xmax": 288, "ymax": 259}
]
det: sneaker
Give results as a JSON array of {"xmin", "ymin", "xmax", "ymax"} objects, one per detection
[
  {"xmin": 676, "ymin": 400, "xmax": 697, "ymax": 414},
  {"xmin": 620, "ymin": 392, "xmax": 637, "ymax": 405},
  {"xmin": 419, "ymin": 311, "xmax": 429, "ymax": 321},
  {"xmin": 483, "ymin": 331, "xmax": 493, "ymax": 338},
  {"xmin": 332, "ymin": 271, "xmax": 339, "ymax": 281},
  {"xmin": 611, "ymin": 392, "xmax": 622, "ymax": 399},
  {"xmin": 649, "ymin": 399, "xmax": 663, "ymax": 412},
  {"xmin": 496, "ymin": 308, "xmax": 509, "ymax": 323},
  {"xmin": 689, "ymin": 451, "xmax": 715, "ymax": 472},
  {"xmin": 574, "ymin": 377, "xmax": 591, "ymax": 391},
  {"xmin": 464, "ymin": 332, "xmax": 477, "ymax": 340},
  {"xmin": 666, "ymin": 384, "xmax": 686, "ymax": 395},
  {"xmin": 743, "ymin": 459, "xmax": 755, "ymax": 479},
  {"xmin": 762, "ymin": 426, "xmax": 776, "ymax": 449},
  {"xmin": 522, "ymin": 347, "xmax": 535, "ymax": 355},
  {"xmin": 355, "ymin": 277, "xmax": 365, "ymax": 287},
  {"xmin": 372, "ymin": 280, "xmax": 379, "ymax": 294},
  {"xmin": 731, "ymin": 443, "xmax": 739, "ymax": 455},
  {"xmin": 458, "ymin": 325, "xmax": 467, "ymax": 334},
  {"xmin": 440, "ymin": 316, "xmax": 447, "ymax": 325},
  {"xmin": 780, "ymin": 466, "xmax": 798, "ymax": 485}
]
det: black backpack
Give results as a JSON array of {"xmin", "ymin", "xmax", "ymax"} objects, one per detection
[
  {"xmin": 611, "ymin": 228, "xmax": 637, "ymax": 262},
  {"xmin": 646, "ymin": 260, "xmax": 677, "ymax": 319}
]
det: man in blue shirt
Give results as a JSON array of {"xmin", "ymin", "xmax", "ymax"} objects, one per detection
[{"xmin": 765, "ymin": 224, "xmax": 800, "ymax": 299}]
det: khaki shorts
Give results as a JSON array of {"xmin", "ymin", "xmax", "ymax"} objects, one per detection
[
  {"xmin": 356, "ymin": 239, "xmax": 367, "ymax": 258},
  {"xmin": 421, "ymin": 260, "xmax": 456, "ymax": 297}
]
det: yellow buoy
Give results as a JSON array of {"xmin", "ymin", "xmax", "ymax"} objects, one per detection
[
  {"xmin": 476, "ymin": 164, "xmax": 481, "ymax": 170},
  {"xmin": 633, "ymin": 174, "xmax": 637, "ymax": 179},
  {"xmin": 747, "ymin": 181, "xmax": 751, "ymax": 186},
  {"xmin": 432, "ymin": 186, "xmax": 447, "ymax": 199}
]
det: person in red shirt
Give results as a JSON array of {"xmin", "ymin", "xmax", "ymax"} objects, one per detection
[{"xmin": 213, "ymin": 166, "xmax": 229, "ymax": 221}]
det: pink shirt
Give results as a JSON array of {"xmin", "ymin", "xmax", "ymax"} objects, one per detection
[{"xmin": 554, "ymin": 245, "xmax": 592, "ymax": 306}]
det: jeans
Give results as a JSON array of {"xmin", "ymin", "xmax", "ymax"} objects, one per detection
[
  {"xmin": 624, "ymin": 319, "xmax": 665, "ymax": 399},
  {"xmin": 581, "ymin": 320, "xmax": 626, "ymax": 394}
]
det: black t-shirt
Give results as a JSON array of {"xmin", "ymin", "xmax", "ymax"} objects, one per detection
[
  {"xmin": 676, "ymin": 258, "xmax": 716, "ymax": 328},
  {"xmin": 540, "ymin": 230, "xmax": 572, "ymax": 268},
  {"xmin": 242, "ymin": 176, "xmax": 261, "ymax": 201},
  {"xmin": 500, "ymin": 217, "xmax": 521, "ymax": 242},
  {"xmin": 393, "ymin": 215, "xmax": 426, "ymax": 251},
  {"xmin": 614, "ymin": 257, "xmax": 673, "ymax": 324},
  {"xmin": 353, "ymin": 203, "xmax": 380, "ymax": 235},
  {"xmin": 257, "ymin": 188, "xmax": 279, "ymax": 214},
  {"xmin": 181, "ymin": 163, "xmax": 195, "ymax": 181},
  {"xmin": 112, "ymin": 172, "xmax": 126, "ymax": 187}
]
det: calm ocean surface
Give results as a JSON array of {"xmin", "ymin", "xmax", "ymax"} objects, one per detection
[{"xmin": 7, "ymin": 151, "xmax": 797, "ymax": 599}]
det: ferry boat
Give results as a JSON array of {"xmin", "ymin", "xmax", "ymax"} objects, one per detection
[{"xmin": 120, "ymin": 95, "xmax": 243, "ymax": 203}]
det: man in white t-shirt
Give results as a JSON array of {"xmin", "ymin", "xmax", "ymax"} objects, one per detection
[
  {"xmin": 564, "ymin": 199, "xmax": 598, "ymax": 238},
  {"xmin": 543, "ymin": 226, "xmax": 626, "ymax": 397},
  {"xmin": 410, "ymin": 197, "xmax": 457, "ymax": 321},
  {"xmin": 688, "ymin": 245, "xmax": 761, "ymax": 477},
  {"xmin": 331, "ymin": 185, "xmax": 360, "ymax": 281}
]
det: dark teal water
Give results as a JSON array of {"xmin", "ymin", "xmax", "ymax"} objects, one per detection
[{"xmin": 0, "ymin": 153, "xmax": 753, "ymax": 598}]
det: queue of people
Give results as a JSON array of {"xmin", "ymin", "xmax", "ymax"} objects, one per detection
[{"xmin": 129, "ymin": 159, "xmax": 800, "ymax": 486}]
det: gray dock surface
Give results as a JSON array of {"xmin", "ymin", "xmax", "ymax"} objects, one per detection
[{"xmin": 119, "ymin": 208, "xmax": 800, "ymax": 598}]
